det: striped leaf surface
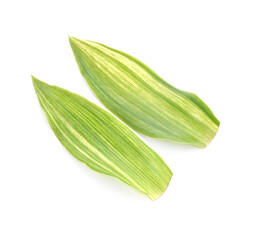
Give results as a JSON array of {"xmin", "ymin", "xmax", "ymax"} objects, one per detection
[
  {"xmin": 69, "ymin": 37, "xmax": 220, "ymax": 148},
  {"xmin": 32, "ymin": 76, "xmax": 172, "ymax": 200}
]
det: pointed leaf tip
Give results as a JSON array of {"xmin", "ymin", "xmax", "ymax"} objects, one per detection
[
  {"xmin": 31, "ymin": 75, "xmax": 39, "ymax": 88},
  {"xmin": 68, "ymin": 35, "xmax": 74, "ymax": 41},
  {"xmin": 69, "ymin": 36, "xmax": 82, "ymax": 44},
  {"xmin": 68, "ymin": 36, "xmax": 92, "ymax": 48},
  {"xmin": 31, "ymin": 75, "xmax": 44, "ymax": 87}
]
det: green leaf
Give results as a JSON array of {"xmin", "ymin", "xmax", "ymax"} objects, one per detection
[
  {"xmin": 32, "ymin": 76, "xmax": 172, "ymax": 200},
  {"xmin": 69, "ymin": 37, "xmax": 220, "ymax": 148}
]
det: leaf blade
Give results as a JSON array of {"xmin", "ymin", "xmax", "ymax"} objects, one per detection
[
  {"xmin": 69, "ymin": 37, "xmax": 220, "ymax": 148},
  {"xmin": 32, "ymin": 76, "xmax": 172, "ymax": 200}
]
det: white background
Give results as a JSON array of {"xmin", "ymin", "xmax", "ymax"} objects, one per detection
[{"xmin": 1, "ymin": 0, "xmax": 255, "ymax": 239}]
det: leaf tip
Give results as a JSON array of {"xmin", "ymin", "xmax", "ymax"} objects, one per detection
[
  {"xmin": 68, "ymin": 36, "xmax": 92, "ymax": 48},
  {"xmin": 31, "ymin": 74, "xmax": 38, "ymax": 86},
  {"xmin": 31, "ymin": 75, "xmax": 49, "ymax": 94},
  {"xmin": 68, "ymin": 35, "xmax": 80, "ymax": 46},
  {"xmin": 68, "ymin": 35, "xmax": 74, "ymax": 42},
  {"xmin": 31, "ymin": 75, "xmax": 41, "ymax": 86}
]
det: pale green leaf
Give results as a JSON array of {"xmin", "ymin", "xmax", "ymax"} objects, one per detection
[
  {"xmin": 32, "ymin": 76, "xmax": 172, "ymax": 200},
  {"xmin": 69, "ymin": 37, "xmax": 220, "ymax": 148}
]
